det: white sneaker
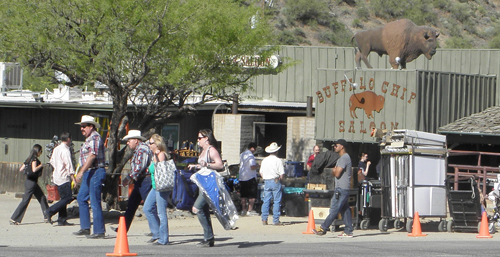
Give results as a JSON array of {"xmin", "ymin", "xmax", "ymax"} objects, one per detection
[{"xmin": 247, "ymin": 211, "xmax": 259, "ymax": 216}]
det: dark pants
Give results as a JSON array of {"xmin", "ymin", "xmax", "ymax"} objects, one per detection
[
  {"xmin": 47, "ymin": 182, "xmax": 74, "ymax": 222},
  {"xmin": 193, "ymin": 193, "xmax": 214, "ymax": 241},
  {"xmin": 124, "ymin": 176, "xmax": 155, "ymax": 231},
  {"xmin": 11, "ymin": 178, "xmax": 49, "ymax": 223}
]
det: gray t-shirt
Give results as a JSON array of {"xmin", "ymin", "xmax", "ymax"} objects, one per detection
[{"xmin": 335, "ymin": 153, "xmax": 352, "ymax": 190}]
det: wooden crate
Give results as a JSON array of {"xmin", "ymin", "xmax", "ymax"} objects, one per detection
[{"xmin": 306, "ymin": 183, "xmax": 327, "ymax": 190}]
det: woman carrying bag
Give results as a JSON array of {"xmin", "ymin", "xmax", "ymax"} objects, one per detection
[
  {"xmin": 143, "ymin": 134, "xmax": 172, "ymax": 245},
  {"xmin": 10, "ymin": 144, "xmax": 49, "ymax": 225},
  {"xmin": 188, "ymin": 129, "xmax": 224, "ymax": 248}
]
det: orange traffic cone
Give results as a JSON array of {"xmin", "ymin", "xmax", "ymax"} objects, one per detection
[
  {"xmin": 408, "ymin": 212, "xmax": 427, "ymax": 237},
  {"xmin": 476, "ymin": 211, "xmax": 493, "ymax": 238},
  {"xmin": 302, "ymin": 210, "xmax": 316, "ymax": 234},
  {"xmin": 106, "ymin": 216, "xmax": 137, "ymax": 256}
]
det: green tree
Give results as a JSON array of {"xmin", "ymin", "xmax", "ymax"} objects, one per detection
[{"xmin": 0, "ymin": 0, "xmax": 281, "ymax": 208}]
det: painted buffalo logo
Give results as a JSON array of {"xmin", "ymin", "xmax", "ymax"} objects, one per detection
[{"xmin": 349, "ymin": 91, "xmax": 385, "ymax": 119}]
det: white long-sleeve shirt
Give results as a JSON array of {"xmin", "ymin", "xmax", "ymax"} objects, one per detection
[{"xmin": 50, "ymin": 143, "xmax": 75, "ymax": 186}]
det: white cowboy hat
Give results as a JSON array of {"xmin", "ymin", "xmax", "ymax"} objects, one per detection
[
  {"xmin": 75, "ymin": 115, "xmax": 101, "ymax": 129},
  {"xmin": 122, "ymin": 130, "xmax": 146, "ymax": 141},
  {"xmin": 265, "ymin": 142, "xmax": 281, "ymax": 153}
]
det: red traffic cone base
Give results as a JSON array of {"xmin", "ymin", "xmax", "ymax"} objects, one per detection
[
  {"xmin": 302, "ymin": 210, "xmax": 316, "ymax": 234},
  {"xmin": 106, "ymin": 216, "xmax": 138, "ymax": 256}
]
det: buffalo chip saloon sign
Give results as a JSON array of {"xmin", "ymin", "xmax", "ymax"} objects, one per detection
[{"xmin": 315, "ymin": 69, "xmax": 418, "ymax": 142}]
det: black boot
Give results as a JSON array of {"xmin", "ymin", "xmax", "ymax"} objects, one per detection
[{"xmin": 196, "ymin": 238, "xmax": 214, "ymax": 247}]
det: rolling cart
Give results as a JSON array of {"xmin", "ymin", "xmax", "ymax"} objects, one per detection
[
  {"xmin": 378, "ymin": 130, "xmax": 448, "ymax": 233},
  {"xmin": 446, "ymin": 177, "xmax": 496, "ymax": 234},
  {"xmin": 358, "ymin": 179, "xmax": 382, "ymax": 230}
]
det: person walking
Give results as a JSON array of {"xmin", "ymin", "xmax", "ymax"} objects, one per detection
[
  {"xmin": 260, "ymin": 142, "xmax": 285, "ymax": 226},
  {"xmin": 10, "ymin": 144, "xmax": 50, "ymax": 225},
  {"xmin": 46, "ymin": 132, "xmax": 75, "ymax": 226},
  {"xmin": 143, "ymin": 134, "xmax": 171, "ymax": 245},
  {"xmin": 73, "ymin": 115, "xmax": 106, "ymax": 239},
  {"xmin": 239, "ymin": 142, "xmax": 259, "ymax": 216},
  {"xmin": 313, "ymin": 139, "xmax": 354, "ymax": 237},
  {"xmin": 118, "ymin": 130, "xmax": 158, "ymax": 236},
  {"xmin": 188, "ymin": 129, "xmax": 224, "ymax": 247}
]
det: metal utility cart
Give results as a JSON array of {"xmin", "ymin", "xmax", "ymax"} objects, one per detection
[
  {"xmin": 446, "ymin": 177, "xmax": 495, "ymax": 234},
  {"xmin": 378, "ymin": 129, "xmax": 448, "ymax": 233},
  {"xmin": 358, "ymin": 180, "xmax": 382, "ymax": 230}
]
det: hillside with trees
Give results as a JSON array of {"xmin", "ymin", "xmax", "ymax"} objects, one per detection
[{"xmin": 265, "ymin": 0, "xmax": 500, "ymax": 49}]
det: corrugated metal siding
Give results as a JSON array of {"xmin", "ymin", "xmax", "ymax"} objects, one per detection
[
  {"xmin": 416, "ymin": 71, "xmax": 497, "ymax": 133},
  {"xmin": 246, "ymin": 47, "xmax": 500, "ymax": 104},
  {"xmin": 314, "ymin": 69, "xmax": 496, "ymax": 142},
  {"xmin": 315, "ymin": 69, "xmax": 419, "ymax": 142}
]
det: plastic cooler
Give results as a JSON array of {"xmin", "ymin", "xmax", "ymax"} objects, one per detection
[
  {"xmin": 285, "ymin": 161, "xmax": 304, "ymax": 177},
  {"xmin": 283, "ymin": 187, "xmax": 308, "ymax": 217}
]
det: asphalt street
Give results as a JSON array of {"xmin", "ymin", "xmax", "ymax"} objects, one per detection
[{"xmin": 1, "ymin": 193, "xmax": 499, "ymax": 256}]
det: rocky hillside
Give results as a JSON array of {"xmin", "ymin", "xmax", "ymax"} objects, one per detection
[{"xmin": 265, "ymin": 0, "xmax": 500, "ymax": 49}]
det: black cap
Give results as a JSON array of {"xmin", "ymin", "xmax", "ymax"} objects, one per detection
[{"xmin": 333, "ymin": 139, "xmax": 347, "ymax": 147}]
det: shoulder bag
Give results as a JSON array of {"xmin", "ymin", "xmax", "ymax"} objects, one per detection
[{"xmin": 155, "ymin": 159, "xmax": 176, "ymax": 191}]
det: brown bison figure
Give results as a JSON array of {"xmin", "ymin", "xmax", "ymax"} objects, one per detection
[
  {"xmin": 349, "ymin": 91, "xmax": 385, "ymax": 119},
  {"xmin": 352, "ymin": 19, "xmax": 439, "ymax": 69}
]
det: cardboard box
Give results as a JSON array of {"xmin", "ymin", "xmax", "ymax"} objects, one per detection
[
  {"xmin": 311, "ymin": 207, "xmax": 330, "ymax": 220},
  {"xmin": 306, "ymin": 183, "xmax": 327, "ymax": 190}
]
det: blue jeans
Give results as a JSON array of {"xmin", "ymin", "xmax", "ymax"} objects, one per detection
[
  {"xmin": 261, "ymin": 179, "xmax": 282, "ymax": 224},
  {"xmin": 77, "ymin": 168, "xmax": 106, "ymax": 234},
  {"xmin": 143, "ymin": 189, "xmax": 160, "ymax": 240},
  {"xmin": 144, "ymin": 189, "xmax": 170, "ymax": 244},
  {"xmin": 124, "ymin": 176, "xmax": 156, "ymax": 231},
  {"xmin": 193, "ymin": 193, "xmax": 213, "ymax": 241},
  {"xmin": 320, "ymin": 188, "xmax": 353, "ymax": 235},
  {"xmin": 156, "ymin": 190, "xmax": 170, "ymax": 244}
]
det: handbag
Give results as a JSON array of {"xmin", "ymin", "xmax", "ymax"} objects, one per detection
[
  {"xmin": 154, "ymin": 159, "xmax": 176, "ymax": 191},
  {"xmin": 24, "ymin": 159, "xmax": 41, "ymax": 180}
]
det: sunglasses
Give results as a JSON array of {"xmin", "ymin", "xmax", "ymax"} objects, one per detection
[
  {"xmin": 197, "ymin": 136, "xmax": 206, "ymax": 140},
  {"xmin": 147, "ymin": 141, "xmax": 155, "ymax": 145},
  {"xmin": 80, "ymin": 124, "xmax": 90, "ymax": 128}
]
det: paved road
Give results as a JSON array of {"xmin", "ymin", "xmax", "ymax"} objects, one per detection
[{"xmin": 1, "ymin": 193, "xmax": 498, "ymax": 256}]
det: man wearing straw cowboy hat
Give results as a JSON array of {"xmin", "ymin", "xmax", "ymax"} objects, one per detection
[
  {"xmin": 112, "ymin": 130, "xmax": 158, "ymax": 243},
  {"xmin": 260, "ymin": 142, "xmax": 285, "ymax": 226},
  {"xmin": 73, "ymin": 115, "xmax": 106, "ymax": 239}
]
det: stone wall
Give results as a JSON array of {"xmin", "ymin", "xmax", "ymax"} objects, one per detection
[
  {"xmin": 213, "ymin": 114, "xmax": 265, "ymax": 165},
  {"xmin": 286, "ymin": 117, "xmax": 316, "ymax": 163}
]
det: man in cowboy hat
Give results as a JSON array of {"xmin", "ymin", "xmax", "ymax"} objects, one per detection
[
  {"xmin": 112, "ymin": 130, "xmax": 158, "ymax": 243},
  {"xmin": 313, "ymin": 139, "xmax": 354, "ymax": 238},
  {"xmin": 259, "ymin": 142, "xmax": 285, "ymax": 226},
  {"xmin": 73, "ymin": 115, "xmax": 107, "ymax": 239}
]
